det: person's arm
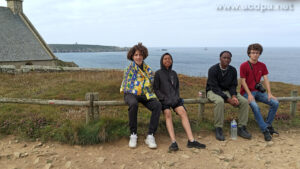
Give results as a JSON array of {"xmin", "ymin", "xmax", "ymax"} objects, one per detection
[
  {"xmin": 241, "ymin": 78, "xmax": 255, "ymax": 103},
  {"xmin": 263, "ymin": 75, "xmax": 277, "ymax": 101},
  {"xmin": 175, "ymin": 71, "xmax": 180, "ymax": 98},
  {"xmin": 228, "ymin": 68, "xmax": 239, "ymax": 105},
  {"xmin": 120, "ymin": 67, "xmax": 129, "ymax": 94},
  {"xmin": 207, "ymin": 67, "xmax": 228, "ymax": 100},
  {"xmin": 153, "ymin": 72, "xmax": 166, "ymax": 101}
]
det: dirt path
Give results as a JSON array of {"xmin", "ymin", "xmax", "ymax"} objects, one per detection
[{"xmin": 1, "ymin": 129, "xmax": 300, "ymax": 169}]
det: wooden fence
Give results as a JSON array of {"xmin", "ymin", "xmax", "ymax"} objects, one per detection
[{"xmin": 0, "ymin": 91, "xmax": 299, "ymax": 124}]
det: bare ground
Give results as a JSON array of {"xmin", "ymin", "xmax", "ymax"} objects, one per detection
[{"xmin": 1, "ymin": 129, "xmax": 300, "ymax": 169}]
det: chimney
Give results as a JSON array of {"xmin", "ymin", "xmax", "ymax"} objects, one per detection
[{"xmin": 6, "ymin": 0, "xmax": 23, "ymax": 14}]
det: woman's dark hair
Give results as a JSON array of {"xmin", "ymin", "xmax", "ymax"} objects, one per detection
[
  {"xmin": 247, "ymin": 43, "xmax": 263, "ymax": 56},
  {"xmin": 219, "ymin": 51, "xmax": 232, "ymax": 57},
  {"xmin": 127, "ymin": 43, "xmax": 148, "ymax": 61}
]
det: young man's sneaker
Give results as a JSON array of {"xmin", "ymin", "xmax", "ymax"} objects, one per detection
[
  {"xmin": 169, "ymin": 142, "xmax": 179, "ymax": 152},
  {"xmin": 129, "ymin": 133, "xmax": 137, "ymax": 148},
  {"xmin": 187, "ymin": 140, "xmax": 206, "ymax": 149},
  {"xmin": 238, "ymin": 126, "xmax": 252, "ymax": 139},
  {"xmin": 263, "ymin": 130, "xmax": 272, "ymax": 141},
  {"xmin": 267, "ymin": 125, "xmax": 279, "ymax": 135},
  {"xmin": 215, "ymin": 127, "xmax": 225, "ymax": 141},
  {"xmin": 145, "ymin": 134, "xmax": 157, "ymax": 149}
]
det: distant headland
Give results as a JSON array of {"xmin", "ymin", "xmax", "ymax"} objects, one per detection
[{"xmin": 49, "ymin": 44, "xmax": 129, "ymax": 53}]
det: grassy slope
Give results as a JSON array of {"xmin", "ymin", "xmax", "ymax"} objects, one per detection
[{"xmin": 0, "ymin": 71, "xmax": 299, "ymax": 144}]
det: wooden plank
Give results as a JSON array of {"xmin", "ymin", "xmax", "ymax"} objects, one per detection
[{"xmin": 0, "ymin": 98, "xmax": 89, "ymax": 106}]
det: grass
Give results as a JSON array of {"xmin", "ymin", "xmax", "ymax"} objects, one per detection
[{"xmin": 0, "ymin": 70, "xmax": 299, "ymax": 144}]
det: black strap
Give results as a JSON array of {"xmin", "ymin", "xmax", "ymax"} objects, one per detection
[{"xmin": 247, "ymin": 61, "xmax": 258, "ymax": 84}]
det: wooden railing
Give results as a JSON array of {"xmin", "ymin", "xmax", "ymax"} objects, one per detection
[{"xmin": 0, "ymin": 91, "xmax": 299, "ymax": 124}]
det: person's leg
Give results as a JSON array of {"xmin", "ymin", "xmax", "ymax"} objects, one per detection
[
  {"xmin": 236, "ymin": 93, "xmax": 252, "ymax": 139},
  {"xmin": 143, "ymin": 98, "xmax": 162, "ymax": 135},
  {"xmin": 244, "ymin": 92, "xmax": 268, "ymax": 132},
  {"xmin": 124, "ymin": 94, "xmax": 139, "ymax": 134},
  {"xmin": 174, "ymin": 106, "xmax": 194, "ymax": 141},
  {"xmin": 164, "ymin": 109, "xmax": 176, "ymax": 142},
  {"xmin": 236, "ymin": 93, "xmax": 249, "ymax": 127},
  {"xmin": 207, "ymin": 91, "xmax": 225, "ymax": 128},
  {"xmin": 255, "ymin": 92, "xmax": 279, "ymax": 126},
  {"xmin": 207, "ymin": 90, "xmax": 225, "ymax": 141}
]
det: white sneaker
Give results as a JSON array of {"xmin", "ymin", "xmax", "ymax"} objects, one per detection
[
  {"xmin": 129, "ymin": 134, "xmax": 137, "ymax": 148},
  {"xmin": 145, "ymin": 134, "xmax": 157, "ymax": 149}
]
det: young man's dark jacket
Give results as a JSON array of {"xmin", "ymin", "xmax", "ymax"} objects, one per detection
[
  {"xmin": 206, "ymin": 63, "xmax": 238, "ymax": 101},
  {"xmin": 153, "ymin": 55, "xmax": 181, "ymax": 106}
]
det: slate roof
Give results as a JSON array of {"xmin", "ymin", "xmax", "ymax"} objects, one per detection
[{"xmin": 0, "ymin": 7, "xmax": 55, "ymax": 62}]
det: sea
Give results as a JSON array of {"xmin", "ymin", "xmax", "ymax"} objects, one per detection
[{"xmin": 55, "ymin": 47, "xmax": 300, "ymax": 85}]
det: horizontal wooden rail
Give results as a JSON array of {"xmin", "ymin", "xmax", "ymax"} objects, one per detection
[
  {"xmin": 0, "ymin": 90, "xmax": 299, "ymax": 123},
  {"xmin": 0, "ymin": 98, "xmax": 90, "ymax": 106}
]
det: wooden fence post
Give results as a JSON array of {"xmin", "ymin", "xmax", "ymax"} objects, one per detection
[
  {"xmin": 290, "ymin": 90, "xmax": 298, "ymax": 117},
  {"xmin": 198, "ymin": 91, "xmax": 206, "ymax": 120},
  {"xmin": 85, "ymin": 92, "xmax": 99, "ymax": 124},
  {"xmin": 93, "ymin": 93, "xmax": 100, "ymax": 120}
]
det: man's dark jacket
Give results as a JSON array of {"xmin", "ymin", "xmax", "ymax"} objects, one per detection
[{"xmin": 206, "ymin": 63, "xmax": 238, "ymax": 101}]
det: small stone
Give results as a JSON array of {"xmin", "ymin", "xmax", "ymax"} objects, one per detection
[
  {"xmin": 97, "ymin": 157, "xmax": 106, "ymax": 164},
  {"xmin": 198, "ymin": 135, "xmax": 202, "ymax": 139},
  {"xmin": 23, "ymin": 144, "xmax": 27, "ymax": 147},
  {"xmin": 168, "ymin": 162, "xmax": 176, "ymax": 167},
  {"xmin": 218, "ymin": 155, "xmax": 225, "ymax": 160},
  {"xmin": 98, "ymin": 146, "xmax": 103, "ymax": 151},
  {"xmin": 15, "ymin": 140, "xmax": 19, "ymax": 143},
  {"xmin": 265, "ymin": 161, "xmax": 271, "ymax": 165},
  {"xmin": 181, "ymin": 154, "xmax": 190, "ymax": 159},
  {"xmin": 266, "ymin": 141, "xmax": 274, "ymax": 147},
  {"xmin": 21, "ymin": 152, "xmax": 29, "ymax": 158},
  {"xmin": 14, "ymin": 152, "xmax": 21, "ymax": 159},
  {"xmin": 45, "ymin": 146, "xmax": 50, "ymax": 149},
  {"xmin": 65, "ymin": 161, "xmax": 71, "ymax": 168},
  {"xmin": 44, "ymin": 163, "xmax": 52, "ymax": 169},
  {"xmin": 193, "ymin": 149, "xmax": 200, "ymax": 153},
  {"xmin": 9, "ymin": 141, "xmax": 12, "ymax": 145},
  {"xmin": 211, "ymin": 148, "xmax": 224, "ymax": 155},
  {"xmin": 111, "ymin": 161, "xmax": 116, "ymax": 165},
  {"xmin": 120, "ymin": 164, "xmax": 126, "ymax": 169},
  {"xmin": 34, "ymin": 143, "xmax": 43, "ymax": 148},
  {"xmin": 138, "ymin": 161, "xmax": 143, "ymax": 165},
  {"xmin": 34, "ymin": 157, "xmax": 40, "ymax": 164}
]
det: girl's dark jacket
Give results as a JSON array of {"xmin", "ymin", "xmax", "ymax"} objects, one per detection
[{"xmin": 153, "ymin": 55, "xmax": 181, "ymax": 106}]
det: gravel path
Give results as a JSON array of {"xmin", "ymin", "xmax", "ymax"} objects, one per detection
[{"xmin": 1, "ymin": 129, "xmax": 300, "ymax": 169}]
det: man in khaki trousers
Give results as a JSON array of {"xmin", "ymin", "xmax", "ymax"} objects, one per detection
[{"xmin": 206, "ymin": 51, "xmax": 251, "ymax": 141}]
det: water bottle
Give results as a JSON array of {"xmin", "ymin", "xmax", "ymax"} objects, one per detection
[{"xmin": 231, "ymin": 119, "xmax": 237, "ymax": 140}]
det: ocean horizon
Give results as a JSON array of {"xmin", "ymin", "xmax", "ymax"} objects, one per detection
[{"xmin": 56, "ymin": 47, "xmax": 300, "ymax": 85}]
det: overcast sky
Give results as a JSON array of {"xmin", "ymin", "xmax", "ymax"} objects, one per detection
[{"xmin": 1, "ymin": 0, "xmax": 299, "ymax": 47}]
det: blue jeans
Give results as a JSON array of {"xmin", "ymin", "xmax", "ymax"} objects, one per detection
[{"xmin": 243, "ymin": 91, "xmax": 279, "ymax": 132}]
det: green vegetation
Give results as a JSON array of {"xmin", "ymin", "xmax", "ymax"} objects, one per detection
[
  {"xmin": 49, "ymin": 44, "xmax": 129, "ymax": 53},
  {"xmin": 0, "ymin": 71, "xmax": 299, "ymax": 144}
]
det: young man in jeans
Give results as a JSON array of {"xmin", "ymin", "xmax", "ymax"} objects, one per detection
[
  {"xmin": 206, "ymin": 51, "xmax": 251, "ymax": 141},
  {"xmin": 240, "ymin": 43, "xmax": 279, "ymax": 141}
]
